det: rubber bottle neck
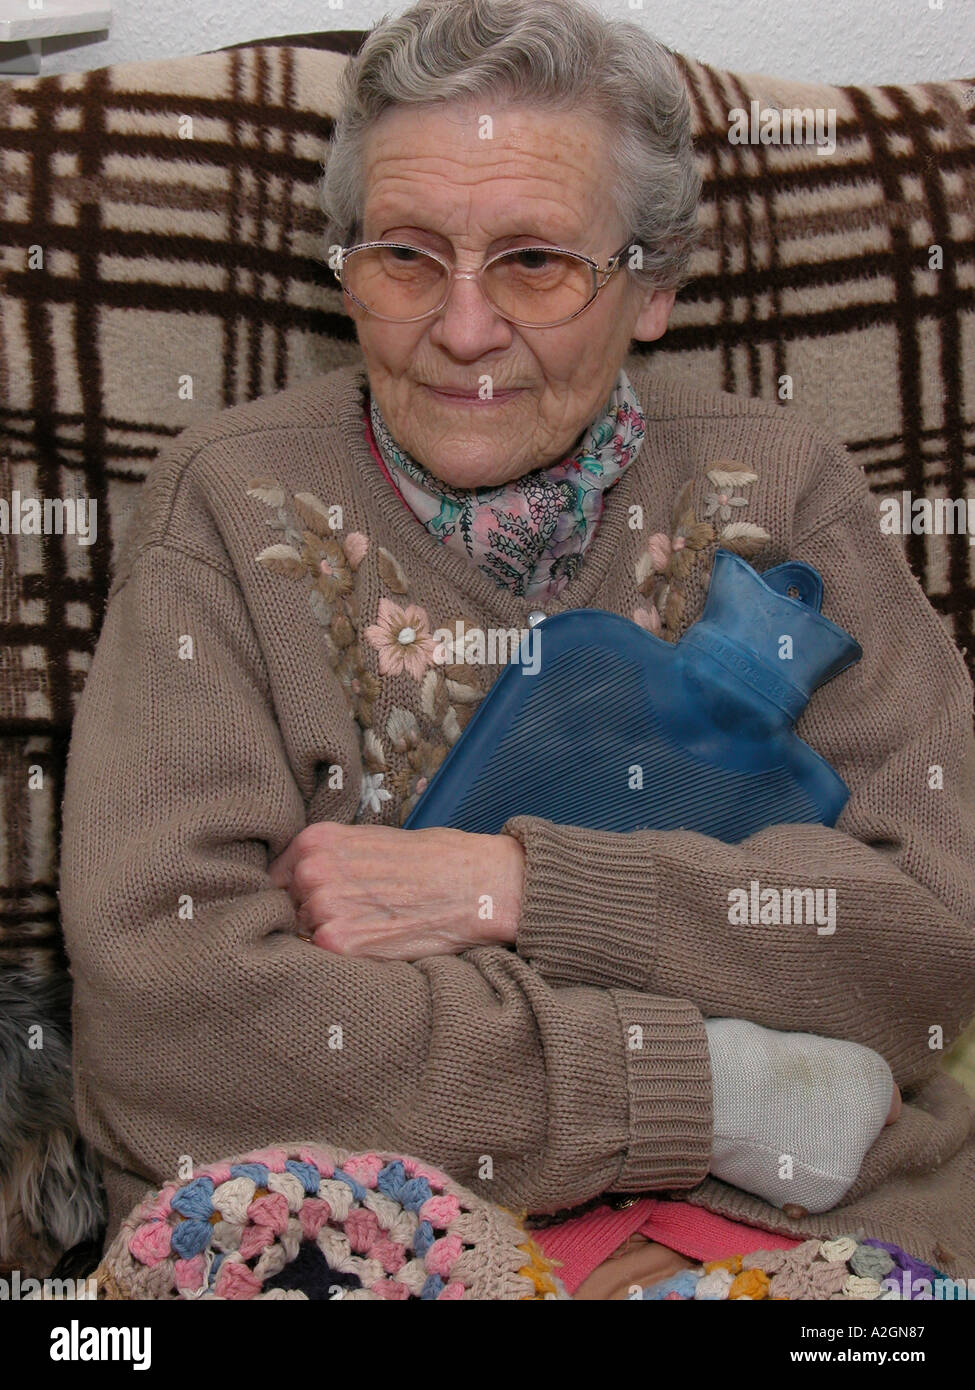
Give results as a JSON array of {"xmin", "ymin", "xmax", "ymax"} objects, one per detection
[{"xmin": 679, "ymin": 623, "xmax": 808, "ymax": 723}]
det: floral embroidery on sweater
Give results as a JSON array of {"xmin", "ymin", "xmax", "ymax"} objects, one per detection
[
  {"xmin": 632, "ymin": 462, "xmax": 771, "ymax": 639},
  {"xmin": 246, "ymin": 479, "xmax": 487, "ymax": 824},
  {"xmin": 248, "ymin": 462, "xmax": 772, "ymax": 816}
]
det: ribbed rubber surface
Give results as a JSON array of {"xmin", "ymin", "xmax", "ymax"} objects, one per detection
[{"xmin": 422, "ymin": 646, "xmax": 820, "ymax": 841}]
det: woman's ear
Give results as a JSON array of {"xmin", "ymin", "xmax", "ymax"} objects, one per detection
[{"xmin": 631, "ymin": 287, "xmax": 676, "ymax": 343}]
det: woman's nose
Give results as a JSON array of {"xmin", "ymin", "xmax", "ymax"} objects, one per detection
[{"xmin": 428, "ymin": 271, "xmax": 513, "ymax": 356}]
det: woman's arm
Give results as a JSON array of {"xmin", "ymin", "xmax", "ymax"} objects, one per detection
[
  {"xmin": 59, "ymin": 541, "xmax": 713, "ymax": 1218},
  {"xmin": 506, "ymin": 435, "xmax": 975, "ymax": 1093}
]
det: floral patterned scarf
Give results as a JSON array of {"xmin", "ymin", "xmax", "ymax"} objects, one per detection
[{"xmin": 366, "ymin": 369, "xmax": 646, "ymax": 601}]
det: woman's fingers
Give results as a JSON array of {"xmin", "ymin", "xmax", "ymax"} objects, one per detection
[
  {"xmin": 267, "ymin": 832, "xmax": 304, "ymax": 889},
  {"xmin": 268, "ymin": 820, "xmax": 342, "ymax": 890},
  {"xmin": 267, "ymin": 822, "xmax": 521, "ymax": 953}
]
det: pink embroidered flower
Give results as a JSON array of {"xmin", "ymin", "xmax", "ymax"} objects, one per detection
[
  {"xmin": 343, "ymin": 531, "xmax": 369, "ymax": 569},
  {"xmin": 704, "ymin": 489, "xmax": 749, "ymax": 521},
  {"xmin": 336, "ymin": 656, "xmax": 380, "ymax": 727},
  {"xmin": 390, "ymin": 740, "xmax": 448, "ymax": 823},
  {"xmin": 364, "ymin": 598, "xmax": 437, "ymax": 680},
  {"xmin": 646, "ymin": 532, "xmax": 673, "ymax": 573},
  {"xmin": 667, "ymin": 499, "xmax": 714, "ymax": 585},
  {"xmin": 632, "ymin": 605, "xmax": 662, "ymax": 635},
  {"xmin": 302, "ymin": 532, "xmax": 353, "ymax": 602}
]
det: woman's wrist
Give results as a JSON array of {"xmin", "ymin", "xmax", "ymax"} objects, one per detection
[{"xmin": 482, "ymin": 832, "xmax": 525, "ymax": 944}]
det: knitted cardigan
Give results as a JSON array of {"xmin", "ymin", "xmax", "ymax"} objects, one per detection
[{"xmin": 59, "ymin": 362, "xmax": 975, "ymax": 1278}]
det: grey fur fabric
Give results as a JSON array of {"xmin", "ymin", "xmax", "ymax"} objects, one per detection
[{"xmin": 0, "ymin": 967, "xmax": 105, "ymax": 1276}]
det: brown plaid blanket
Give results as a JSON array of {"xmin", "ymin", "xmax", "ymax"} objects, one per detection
[{"xmin": 0, "ymin": 27, "xmax": 973, "ymax": 1272}]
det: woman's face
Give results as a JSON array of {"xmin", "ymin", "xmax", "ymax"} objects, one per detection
[{"xmin": 348, "ymin": 100, "xmax": 676, "ymax": 488}]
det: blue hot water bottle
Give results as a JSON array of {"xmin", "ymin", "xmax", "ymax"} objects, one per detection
[{"xmin": 403, "ymin": 548, "xmax": 862, "ymax": 843}]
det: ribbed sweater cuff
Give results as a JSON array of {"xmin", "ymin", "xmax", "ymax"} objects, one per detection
[
  {"xmin": 608, "ymin": 990, "xmax": 713, "ymax": 1191},
  {"xmin": 505, "ymin": 815, "xmax": 659, "ymax": 990}
]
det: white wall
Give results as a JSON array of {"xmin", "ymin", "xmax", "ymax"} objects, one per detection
[{"xmin": 22, "ymin": 0, "xmax": 975, "ymax": 85}]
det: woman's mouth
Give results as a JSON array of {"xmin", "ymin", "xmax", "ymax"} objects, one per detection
[{"xmin": 423, "ymin": 385, "xmax": 524, "ymax": 406}]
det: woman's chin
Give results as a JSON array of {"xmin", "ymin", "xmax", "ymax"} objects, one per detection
[
  {"xmin": 421, "ymin": 456, "xmax": 528, "ymax": 489},
  {"xmin": 404, "ymin": 434, "xmax": 536, "ymax": 489}
]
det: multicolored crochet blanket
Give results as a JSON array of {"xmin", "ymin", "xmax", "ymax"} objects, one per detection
[
  {"xmin": 638, "ymin": 1239, "xmax": 970, "ymax": 1301},
  {"xmin": 95, "ymin": 1145, "xmax": 968, "ymax": 1302},
  {"xmin": 96, "ymin": 1145, "xmax": 562, "ymax": 1301}
]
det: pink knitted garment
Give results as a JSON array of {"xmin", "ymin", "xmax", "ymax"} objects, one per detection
[
  {"xmin": 366, "ymin": 416, "xmax": 412, "ymax": 515},
  {"xmin": 532, "ymin": 1200, "xmax": 802, "ymax": 1295}
]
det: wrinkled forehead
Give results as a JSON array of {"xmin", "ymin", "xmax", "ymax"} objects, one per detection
[{"xmin": 358, "ymin": 100, "xmax": 617, "ymax": 245}]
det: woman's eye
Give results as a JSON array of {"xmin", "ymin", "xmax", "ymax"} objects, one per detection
[
  {"xmin": 389, "ymin": 246, "xmax": 422, "ymax": 262},
  {"xmin": 512, "ymin": 248, "xmax": 552, "ymax": 270}
]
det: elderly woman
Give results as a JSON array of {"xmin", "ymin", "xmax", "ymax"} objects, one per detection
[{"xmin": 61, "ymin": 0, "xmax": 975, "ymax": 1299}]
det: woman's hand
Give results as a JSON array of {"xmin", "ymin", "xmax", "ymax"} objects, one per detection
[{"xmin": 268, "ymin": 822, "xmax": 525, "ymax": 960}]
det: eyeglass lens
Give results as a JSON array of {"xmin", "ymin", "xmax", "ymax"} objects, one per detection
[{"xmin": 341, "ymin": 245, "xmax": 596, "ymax": 325}]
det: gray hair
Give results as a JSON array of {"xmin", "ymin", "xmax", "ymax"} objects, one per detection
[{"xmin": 317, "ymin": 0, "xmax": 702, "ymax": 294}]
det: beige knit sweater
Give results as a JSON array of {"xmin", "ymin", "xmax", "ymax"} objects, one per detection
[{"xmin": 59, "ymin": 361, "xmax": 975, "ymax": 1277}]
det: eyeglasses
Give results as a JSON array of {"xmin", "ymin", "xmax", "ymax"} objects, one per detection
[{"xmin": 332, "ymin": 238, "xmax": 633, "ymax": 328}]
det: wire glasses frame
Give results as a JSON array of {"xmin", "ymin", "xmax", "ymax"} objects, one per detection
[{"xmin": 331, "ymin": 238, "xmax": 635, "ymax": 328}]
